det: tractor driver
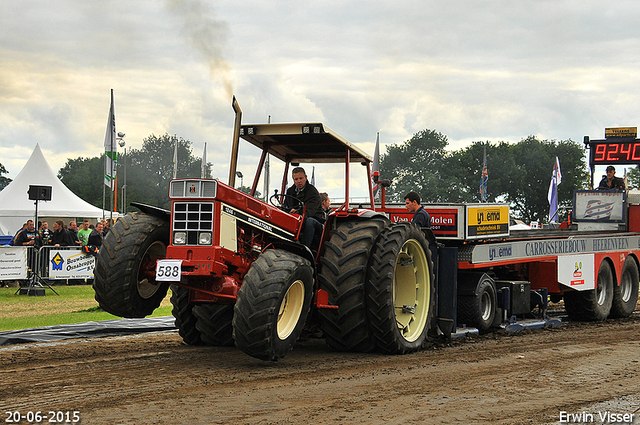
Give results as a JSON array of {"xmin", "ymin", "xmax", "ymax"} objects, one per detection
[{"xmin": 283, "ymin": 166, "xmax": 325, "ymax": 249}]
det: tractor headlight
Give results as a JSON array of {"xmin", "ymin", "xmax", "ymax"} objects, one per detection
[
  {"xmin": 198, "ymin": 232, "xmax": 212, "ymax": 245},
  {"xmin": 174, "ymin": 232, "xmax": 187, "ymax": 245}
]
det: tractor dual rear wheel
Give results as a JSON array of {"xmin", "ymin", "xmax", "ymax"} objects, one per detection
[
  {"xmin": 233, "ymin": 249, "xmax": 313, "ymax": 361},
  {"xmin": 94, "ymin": 213, "xmax": 170, "ymax": 318},
  {"xmin": 366, "ymin": 222, "xmax": 436, "ymax": 354},
  {"xmin": 317, "ymin": 218, "xmax": 388, "ymax": 352}
]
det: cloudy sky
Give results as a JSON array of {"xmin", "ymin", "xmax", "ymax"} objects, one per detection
[{"xmin": 2, "ymin": 0, "xmax": 640, "ymax": 199}]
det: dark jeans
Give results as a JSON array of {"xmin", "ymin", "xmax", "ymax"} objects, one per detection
[{"xmin": 300, "ymin": 217, "xmax": 323, "ymax": 249}]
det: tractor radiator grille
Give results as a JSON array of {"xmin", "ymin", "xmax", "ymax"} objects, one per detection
[{"xmin": 173, "ymin": 202, "xmax": 214, "ymax": 245}]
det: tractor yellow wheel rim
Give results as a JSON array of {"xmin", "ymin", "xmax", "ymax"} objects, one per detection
[
  {"xmin": 393, "ymin": 239, "xmax": 431, "ymax": 342},
  {"xmin": 277, "ymin": 279, "xmax": 305, "ymax": 340}
]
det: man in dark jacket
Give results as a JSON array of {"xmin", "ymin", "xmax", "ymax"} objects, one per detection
[
  {"xmin": 67, "ymin": 221, "xmax": 81, "ymax": 246},
  {"xmin": 598, "ymin": 165, "xmax": 626, "ymax": 190},
  {"xmin": 87, "ymin": 222, "xmax": 104, "ymax": 247},
  {"xmin": 50, "ymin": 220, "xmax": 75, "ymax": 247},
  {"xmin": 404, "ymin": 191, "xmax": 431, "ymax": 228},
  {"xmin": 283, "ymin": 167, "xmax": 325, "ymax": 248}
]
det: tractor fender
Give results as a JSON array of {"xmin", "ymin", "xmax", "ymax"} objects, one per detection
[
  {"xmin": 327, "ymin": 210, "xmax": 438, "ymax": 247},
  {"xmin": 270, "ymin": 240, "xmax": 316, "ymax": 271},
  {"xmin": 130, "ymin": 202, "xmax": 171, "ymax": 223},
  {"xmin": 330, "ymin": 209, "xmax": 390, "ymax": 227},
  {"xmin": 330, "ymin": 211, "xmax": 436, "ymax": 244}
]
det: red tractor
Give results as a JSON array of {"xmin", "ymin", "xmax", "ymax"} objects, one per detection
[{"xmin": 94, "ymin": 98, "xmax": 438, "ymax": 360}]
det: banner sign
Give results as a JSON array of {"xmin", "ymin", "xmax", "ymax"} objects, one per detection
[
  {"xmin": 466, "ymin": 204, "xmax": 510, "ymax": 239},
  {"xmin": 381, "ymin": 203, "xmax": 509, "ymax": 240},
  {"xmin": 48, "ymin": 249, "xmax": 95, "ymax": 279},
  {"xmin": 0, "ymin": 247, "xmax": 27, "ymax": 280},
  {"xmin": 466, "ymin": 234, "xmax": 640, "ymax": 265},
  {"xmin": 385, "ymin": 206, "xmax": 465, "ymax": 239}
]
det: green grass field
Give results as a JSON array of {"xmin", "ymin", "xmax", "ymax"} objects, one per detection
[{"xmin": 0, "ymin": 285, "xmax": 173, "ymax": 332}]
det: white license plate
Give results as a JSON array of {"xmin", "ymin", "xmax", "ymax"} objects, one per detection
[{"xmin": 155, "ymin": 259, "xmax": 183, "ymax": 282}]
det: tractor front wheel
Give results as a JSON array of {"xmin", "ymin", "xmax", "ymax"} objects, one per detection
[
  {"xmin": 94, "ymin": 213, "xmax": 170, "ymax": 318},
  {"xmin": 233, "ymin": 249, "xmax": 313, "ymax": 361}
]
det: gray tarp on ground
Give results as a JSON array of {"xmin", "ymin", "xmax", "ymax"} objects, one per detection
[{"xmin": 0, "ymin": 316, "xmax": 177, "ymax": 346}]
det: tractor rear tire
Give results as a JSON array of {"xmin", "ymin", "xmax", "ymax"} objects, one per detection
[
  {"xmin": 366, "ymin": 222, "xmax": 435, "ymax": 354},
  {"xmin": 233, "ymin": 249, "xmax": 313, "ymax": 361},
  {"xmin": 564, "ymin": 260, "xmax": 614, "ymax": 321},
  {"xmin": 170, "ymin": 284, "xmax": 203, "ymax": 345},
  {"xmin": 317, "ymin": 218, "xmax": 387, "ymax": 352},
  {"xmin": 193, "ymin": 303, "xmax": 234, "ymax": 346},
  {"xmin": 94, "ymin": 213, "xmax": 170, "ymax": 318},
  {"xmin": 610, "ymin": 257, "xmax": 639, "ymax": 318}
]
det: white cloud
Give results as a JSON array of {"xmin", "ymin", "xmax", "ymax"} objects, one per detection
[{"xmin": 1, "ymin": 0, "xmax": 640, "ymax": 202}]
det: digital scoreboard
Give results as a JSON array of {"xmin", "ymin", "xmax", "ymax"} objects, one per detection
[{"xmin": 586, "ymin": 127, "xmax": 640, "ymax": 166}]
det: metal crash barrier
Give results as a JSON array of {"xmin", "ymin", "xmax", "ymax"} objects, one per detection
[{"xmin": 0, "ymin": 246, "xmax": 96, "ymax": 295}]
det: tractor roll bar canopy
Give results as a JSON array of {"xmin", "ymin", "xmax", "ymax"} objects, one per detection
[
  {"xmin": 239, "ymin": 123, "xmax": 372, "ymax": 164},
  {"xmin": 237, "ymin": 122, "xmax": 376, "ymax": 211}
]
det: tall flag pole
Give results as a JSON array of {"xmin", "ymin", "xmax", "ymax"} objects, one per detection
[
  {"xmin": 201, "ymin": 142, "xmax": 207, "ymax": 178},
  {"xmin": 103, "ymin": 89, "xmax": 117, "ymax": 219},
  {"xmin": 548, "ymin": 157, "xmax": 562, "ymax": 222},
  {"xmin": 372, "ymin": 132, "xmax": 380, "ymax": 200},
  {"xmin": 479, "ymin": 144, "xmax": 488, "ymax": 202},
  {"xmin": 172, "ymin": 141, "xmax": 178, "ymax": 179}
]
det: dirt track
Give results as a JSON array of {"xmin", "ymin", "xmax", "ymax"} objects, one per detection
[{"xmin": 2, "ymin": 313, "xmax": 640, "ymax": 425}]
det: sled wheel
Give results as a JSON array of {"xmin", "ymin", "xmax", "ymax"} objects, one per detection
[
  {"xmin": 367, "ymin": 222, "xmax": 435, "ymax": 354},
  {"xmin": 94, "ymin": 213, "xmax": 170, "ymax": 318},
  {"xmin": 233, "ymin": 249, "xmax": 313, "ymax": 361},
  {"xmin": 610, "ymin": 256, "xmax": 639, "ymax": 318},
  {"xmin": 457, "ymin": 274, "xmax": 497, "ymax": 333},
  {"xmin": 564, "ymin": 260, "xmax": 613, "ymax": 321}
]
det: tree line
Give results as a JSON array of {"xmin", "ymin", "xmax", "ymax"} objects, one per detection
[
  {"xmin": 0, "ymin": 129, "xmax": 631, "ymax": 222},
  {"xmin": 57, "ymin": 133, "xmax": 211, "ymax": 211},
  {"xmin": 380, "ymin": 130, "xmax": 591, "ymax": 223}
]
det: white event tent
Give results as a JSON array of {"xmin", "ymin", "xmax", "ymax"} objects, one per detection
[{"xmin": 0, "ymin": 144, "xmax": 109, "ymax": 235}]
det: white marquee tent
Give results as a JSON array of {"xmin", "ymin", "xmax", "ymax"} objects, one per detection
[{"xmin": 0, "ymin": 144, "xmax": 109, "ymax": 235}]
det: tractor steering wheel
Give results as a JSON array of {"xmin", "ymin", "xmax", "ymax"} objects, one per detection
[{"xmin": 270, "ymin": 192, "xmax": 304, "ymax": 213}]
